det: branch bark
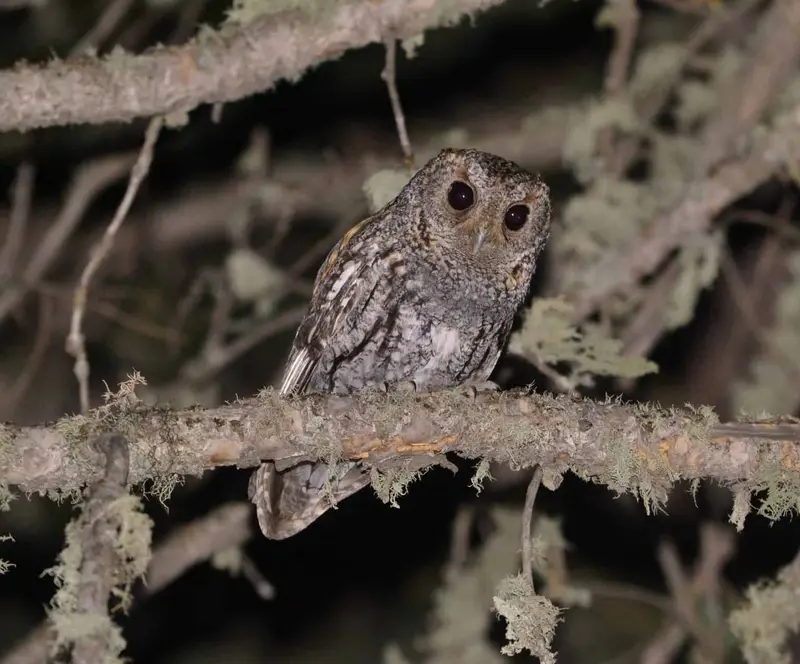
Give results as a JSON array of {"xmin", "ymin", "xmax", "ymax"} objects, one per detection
[
  {"xmin": 0, "ymin": 0, "xmax": 507, "ymax": 133},
  {"xmin": 2, "ymin": 386, "xmax": 799, "ymax": 503}
]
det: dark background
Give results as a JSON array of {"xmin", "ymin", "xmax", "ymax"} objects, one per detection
[{"xmin": 0, "ymin": 1, "xmax": 798, "ymax": 662}]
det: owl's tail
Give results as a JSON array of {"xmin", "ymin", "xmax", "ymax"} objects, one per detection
[{"xmin": 248, "ymin": 460, "xmax": 371, "ymax": 539}]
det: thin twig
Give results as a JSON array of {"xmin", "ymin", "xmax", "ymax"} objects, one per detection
[
  {"xmin": 6, "ymin": 295, "xmax": 54, "ymax": 413},
  {"xmin": 608, "ymin": 0, "xmax": 764, "ymax": 177},
  {"xmin": 699, "ymin": 0, "xmax": 800, "ymax": 172},
  {"xmin": 445, "ymin": 505, "xmax": 475, "ymax": 580},
  {"xmin": 571, "ymin": 128, "xmax": 790, "ymax": 321},
  {"xmin": 720, "ymin": 240, "xmax": 800, "ymax": 388},
  {"xmin": 66, "ymin": 117, "xmax": 163, "ymax": 413},
  {"xmin": 0, "ymin": 162, "xmax": 35, "ymax": 280},
  {"xmin": 646, "ymin": 523, "xmax": 734, "ymax": 664},
  {"xmin": 0, "ymin": 153, "xmax": 136, "ymax": 325},
  {"xmin": 238, "ymin": 553, "xmax": 276, "ymax": 600},
  {"xmin": 598, "ymin": 0, "xmax": 640, "ymax": 173},
  {"xmin": 521, "ymin": 464, "xmax": 544, "ymax": 590},
  {"xmin": 70, "ymin": 0, "xmax": 137, "ymax": 56},
  {"xmin": 144, "ymin": 502, "xmax": 253, "ymax": 591},
  {"xmin": 179, "ymin": 305, "xmax": 307, "ymax": 383},
  {"xmin": 381, "ymin": 39, "xmax": 414, "ymax": 169}
]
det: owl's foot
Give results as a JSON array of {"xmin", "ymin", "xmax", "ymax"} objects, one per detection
[
  {"xmin": 461, "ymin": 380, "xmax": 500, "ymax": 398},
  {"xmin": 381, "ymin": 379, "xmax": 419, "ymax": 393},
  {"xmin": 472, "ymin": 379, "xmax": 501, "ymax": 392}
]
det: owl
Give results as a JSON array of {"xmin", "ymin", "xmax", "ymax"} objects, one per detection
[{"xmin": 249, "ymin": 148, "xmax": 551, "ymax": 539}]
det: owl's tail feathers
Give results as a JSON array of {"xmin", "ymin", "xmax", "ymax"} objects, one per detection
[{"xmin": 248, "ymin": 460, "xmax": 372, "ymax": 540}]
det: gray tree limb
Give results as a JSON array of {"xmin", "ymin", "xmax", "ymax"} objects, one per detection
[
  {"xmin": 2, "ymin": 387, "xmax": 798, "ymax": 513},
  {"xmin": 0, "ymin": 0, "xmax": 506, "ymax": 133}
]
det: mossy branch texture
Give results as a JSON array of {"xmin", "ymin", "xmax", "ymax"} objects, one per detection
[
  {"xmin": 0, "ymin": 0, "xmax": 505, "ymax": 133},
  {"xmin": 2, "ymin": 381, "xmax": 800, "ymax": 523}
]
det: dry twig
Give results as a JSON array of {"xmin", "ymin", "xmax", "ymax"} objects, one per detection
[
  {"xmin": 70, "ymin": 0, "xmax": 137, "ymax": 57},
  {"xmin": 381, "ymin": 38, "xmax": 414, "ymax": 169},
  {"xmin": 699, "ymin": 0, "xmax": 800, "ymax": 172},
  {"xmin": 598, "ymin": 0, "xmax": 640, "ymax": 174},
  {"xmin": 643, "ymin": 523, "xmax": 734, "ymax": 664},
  {"xmin": 0, "ymin": 153, "xmax": 136, "ymax": 325},
  {"xmin": 7, "ymin": 296, "xmax": 55, "ymax": 413},
  {"xmin": 0, "ymin": 162, "xmax": 35, "ymax": 281},
  {"xmin": 521, "ymin": 465, "xmax": 544, "ymax": 590},
  {"xmin": 66, "ymin": 118, "xmax": 163, "ymax": 413}
]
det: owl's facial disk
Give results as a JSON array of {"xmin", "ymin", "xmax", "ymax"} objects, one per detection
[{"xmin": 433, "ymin": 151, "xmax": 550, "ymax": 259}]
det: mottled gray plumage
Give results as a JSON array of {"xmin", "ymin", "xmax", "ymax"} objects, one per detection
[{"xmin": 249, "ymin": 148, "xmax": 551, "ymax": 539}]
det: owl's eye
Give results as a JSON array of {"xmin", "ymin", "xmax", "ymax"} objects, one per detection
[
  {"xmin": 447, "ymin": 181, "xmax": 475, "ymax": 211},
  {"xmin": 504, "ymin": 204, "xmax": 529, "ymax": 231}
]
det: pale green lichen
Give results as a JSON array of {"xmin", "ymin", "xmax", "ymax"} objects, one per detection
[
  {"xmin": 664, "ymin": 229, "xmax": 724, "ymax": 329},
  {"xmin": 362, "ymin": 168, "xmax": 413, "ymax": 213},
  {"xmin": 370, "ymin": 461, "xmax": 430, "ymax": 508},
  {"xmin": 493, "ymin": 573, "xmax": 561, "ymax": 662},
  {"xmin": 510, "ymin": 298, "xmax": 658, "ymax": 388},
  {"xmin": 470, "ymin": 459, "xmax": 493, "ymax": 494},
  {"xmin": 50, "ymin": 372, "xmax": 162, "ymax": 503},
  {"xmin": 730, "ymin": 556, "xmax": 800, "ymax": 664},
  {"xmin": 562, "ymin": 99, "xmax": 644, "ymax": 184},
  {"xmin": 44, "ymin": 494, "xmax": 153, "ymax": 662},
  {"xmin": 412, "ymin": 507, "xmax": 523, "ymax": 664},
  {"xmin": 0, "ymin": 534, "xmax": 14, "ymax": 574},
  {"xmin": 729, "ymin": 487, "xmax": 752, "ymax": 532},
  {"xmin": 628, "ymin": 42, "xmax": 687, "ymax": 103}
]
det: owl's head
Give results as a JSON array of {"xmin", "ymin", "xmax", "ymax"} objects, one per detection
[{"xmin": 399, "ymin": 148, "xmax": 551, "ymax": 287}]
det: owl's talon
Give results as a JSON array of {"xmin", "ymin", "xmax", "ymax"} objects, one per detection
[
  {"xmin": 472, "ymin": 380, "xmax": 501, "ymax": 393},
  {"xmin": 459, "ymin": 380, "xmax": 500, "ymax": 399},
  {"xmin": 380, "ymin": 380, "xmax": 417, "ymax": 393}
]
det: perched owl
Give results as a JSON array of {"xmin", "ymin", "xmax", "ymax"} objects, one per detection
[{"xmin": 249, "ymin": 148, "xmax": 551, "ymax": 539}]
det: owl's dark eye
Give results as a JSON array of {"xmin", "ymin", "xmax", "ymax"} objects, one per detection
[
  {"xmin": 447, "ymin": 181, "xmax": 475, "ymax": 211},
  {"xmin": 504, "ymin": 204, "xmax": 529, "ymax": 231}
]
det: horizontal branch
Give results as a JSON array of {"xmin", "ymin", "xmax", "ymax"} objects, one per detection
[
  {"xmin": 0, "ymin": 0, "xmax": 506, "ymax": 133},
  {"xmin": 2, "ymin": 387, "xmax": 800, "ymax": 509}
]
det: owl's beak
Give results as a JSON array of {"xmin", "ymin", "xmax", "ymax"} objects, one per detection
[{"xmin": 472, "ymin": 230, "xmax": 488, "ymax": 254}]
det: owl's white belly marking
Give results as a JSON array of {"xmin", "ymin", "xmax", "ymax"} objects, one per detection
[{"xmin": 413, "ymin": 324, "xmax": 461, "ymax": 385}]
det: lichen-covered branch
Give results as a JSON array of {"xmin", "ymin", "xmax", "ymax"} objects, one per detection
[
  {"xmin": 43, "ymin": 434, "xmax": 152, "ymax": 664},
  {"xmin": 570, "ymin": 101, "xmax": 800, "ymax": 320},
  {"xmin": 0, "ymin": 0, "xmax": 506, "ymax": 133},
  {"xmin": 2, "ymin": 378, "xmax": 800, "ymax": 523},
  {"xmin": 4, "ymin": 502, "xmax": 252, "ymax": 664}
]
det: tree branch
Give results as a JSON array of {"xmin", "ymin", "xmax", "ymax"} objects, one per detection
[
  {"xmin": 0, "ymin": 0, "xmax": 506, "ymax": 133},
  {"xmin": 2, "ymin": 385, "xmax": 799, "ymax": 511},
  {"xmin": 570, "ymin": 105, "xmax": 800, "ymax": 320}
]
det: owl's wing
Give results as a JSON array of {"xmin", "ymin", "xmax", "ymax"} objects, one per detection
[
  {"xmin": 254, "ymin": 218, "xmax": 399, "ymax": 539},
  {"xmin": 279, "ymin": 216, "xmax": 395, "ymax": 396}
]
